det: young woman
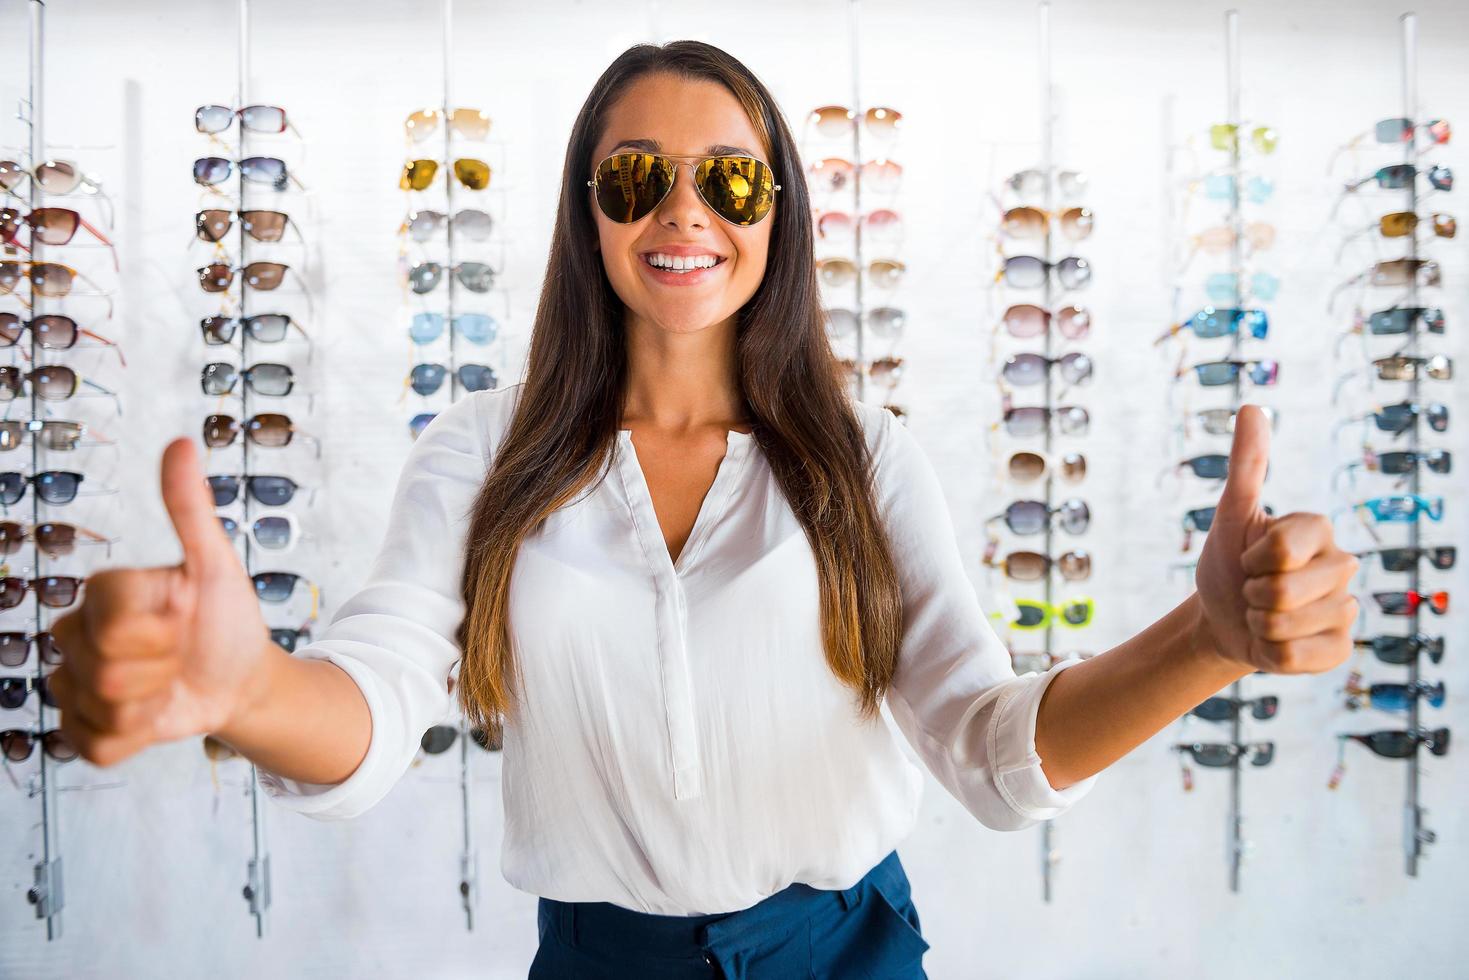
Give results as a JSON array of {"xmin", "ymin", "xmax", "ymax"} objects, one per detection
[{"xmin": 47, "ymin": 40, "xmax": 1357, "ymax": 979}]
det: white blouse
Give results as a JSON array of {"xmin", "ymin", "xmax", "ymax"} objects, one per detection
[{"xmin": 257, "ymin": 381, "xmax": 1099, "ymax": 915}]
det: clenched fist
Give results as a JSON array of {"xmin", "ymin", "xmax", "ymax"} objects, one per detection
[
  {"xmin": 46, "ymin": 437, "xmax": 278, "ymax": 766},
  {"xmin": 1194, "ymin": 404, "xmax": 1360, "ymax": 674}
]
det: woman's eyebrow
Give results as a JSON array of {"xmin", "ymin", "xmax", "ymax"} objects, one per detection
[{"xmin": 609, "ymin": 137, "xmax": 758, "ymax": 156}]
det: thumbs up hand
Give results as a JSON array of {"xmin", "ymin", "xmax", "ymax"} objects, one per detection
[
  {"xmin": 1193, "ymin": 404, "xmax": 1359, "ymax": 674},
  {"xmin": 46, "ymin": 437, "xmax": 278, "ymax": 766}
]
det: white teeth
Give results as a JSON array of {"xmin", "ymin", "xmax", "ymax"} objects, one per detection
[{"xmin": 645, "ymin": 252, "xmax": 720, "ymax": 272}]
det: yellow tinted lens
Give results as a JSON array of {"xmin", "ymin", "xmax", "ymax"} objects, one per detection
[
  {"xmin": 592, "ymin": 152, "xmax": 675, "ymax": 223},
  {"xmin": 400, "ymin": 159, "xmax": 437, "ymax": 191},
  {"xmin": 1379, "ymin": 212, "xmax": 1417, "ymax": 236},
  {"xmin": 1252, "ymin": 126, "xmax": 1278, "ymax": 154},
  {"xmin": 453, "ymin": 158, "xmax": 491, "ymax": 190},
  {"xmin": 694, "ymin": 156, "xmax": 776, "ymax": 226},
  {"xmin": 1209, "ymin": 123, "xmax": 1237, "ymax": 151},
  {"xmin": 405, "ymin": 109, "xmax": 439, "ymax": 142},
  {"xmin": 449, "ymin": 108, "xmax": 491, "ymax": 141}
]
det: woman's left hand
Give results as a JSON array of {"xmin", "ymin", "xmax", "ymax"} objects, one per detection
[{"xmin": 1193, "ymin": 404, "xmax": 1360, "ymax": 674}]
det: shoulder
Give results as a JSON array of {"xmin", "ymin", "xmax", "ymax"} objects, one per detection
[
  {"xmin": 411, "ymin": 381, "xmax": 526, "ymax": 464},
  {"xmin": 850, "ymin": 398, "xmax": 915, "ymax": 473}
]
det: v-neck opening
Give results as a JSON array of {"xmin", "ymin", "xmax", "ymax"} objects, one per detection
[{"xmin": 616, "ymin": 427, "xmax": 753, "ymax": 577}]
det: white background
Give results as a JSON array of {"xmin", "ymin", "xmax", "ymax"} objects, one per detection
[{"xmin": 0, "ymin": 0, "xmax": 1465, "ymax": 977}]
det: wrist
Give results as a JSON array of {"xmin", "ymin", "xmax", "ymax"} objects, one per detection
[
  {"xmin": 1184, "ymin": 592, "xmax": 1256, "ymax": 686},
  {"xmin": 214, "ymin": 633, "xmax": 290, "ymax": 746}
]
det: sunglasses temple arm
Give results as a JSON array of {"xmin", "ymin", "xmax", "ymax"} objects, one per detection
[
  {"xmin": 80, "ymin": 327, "xmax": 126, "ymax": 367},
  {"xmin": 81, "ymin": 377, "xmax": 123, "ymax": 415}
]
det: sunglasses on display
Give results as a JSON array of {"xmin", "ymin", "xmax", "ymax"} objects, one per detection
[
  {"xmin": 997, "ymin": 304, "xmax": 1091, "ymax": 341},
  {"xmin": 0, "ymin": 471, "xmax": 97, "ymax": 506},
  {"xmin": 400, "ymin": 157, "xmax": 492, "ymax": 192},
  {"xmin": 1339, "ymin": 117, "xmax": 1452, "ymax": 153},
  {"xmin": 0, "ymin": 675, "xmax": 57, "ymax": 711},
  {"xmin": 837, "ymin": 356, "xmax": 904, "ymax": 390},
  {"xmin": 201, "ymin": 313, "xmax": 311, "ymax": 347},
  {"xmin": 400, "ymin": 208, "xmax": 495, "ymax": 243},
  {"xmin": 1333, "ymin": 356, "xmax": 1453, "ymax": 401},
  {"xmin": 420, "ymin": 722, "xmax": 503, "ymax": 755},
  {"xmin": 1357, "ymin": 306, "xmax": 1444, "ymax": 337},
  {"xmin": 1195, "ymin": 172, "xmax": 1274, "ymax": 204},
  {"xmin": 1176, "ymin": 358, "xmax": 1278, "ymax": 387},
  {"xmin": 1338, "ymin": 727, "xmax": 1449, "ymax": 760},
  {"xmin": 823, "ymin": 306, "xmax": 907, "ymax": 342},
  {"xmin": 1329, "ymin": 259, "xmax": 1441, "ymax": 311},
  {"xmin": 0, "ymin": 159, "xmax": 114, "ymax": 226},
  {"xmin": 404, "ymin": 107, "xmax": 492, "ymax": 143},
  {"xmin": 270, "ymin": 625, "xmax": 312, "ymax": 654},
  {"xmin": 1348, "ymin": 494, "xmax": 1444, "ymax": 524},
  {"xmin": 201, "ymin": 361, "xmax": 296, "ymax": 398},
  {"xmin": 406, "ymin": 363, "xmax": 497, "ymax": 397},
  {"xmin": 0, "ymin": 260, "xmax": 114, "ymax": 315},
  {"xmin": 0, "ymin": 728, "xmax": 78, "ymax": 763},
  {"xmin": 807, "ymin": 157, "xmax": 901, "ymax": 196},
  {"xmin": 1174, "ymin": 742, "xmax": 1276, "ymax": 793},
  {"xmin": 0, "ymin": 576, "xmax": 82, "ymax": 610},
  {"xmin": 1205, "ymin": 270, "xmax": 1280, "ymax": 305},
  {"xmin": 1343, "ymin": 163, "xmax": 1452, "ymax": 194},
  {"xmin": 195, "ymin": 209, "xmax": 301, "ymax": 245},
  {"xmin": 0, "ymin": 631, "xmax": 62, "ymax": 668},
  {"xmin": 1344, "ymin": 678, "xmax": 1446, "ymax": 713},
  {"xmin": 1353, "ymin": 633, "xmax": 1445, "ymax": 666},
  {"xmin": 590, "ymin": 149, "xmax": 787, "ymax": 227},
  {"xmin": 207, "ymin": 473, "xmax": 312, "ymax": 508},
  {"xmin": 1157, "ymin": 307, "xmax": 1269, "ymax": 346},
  {"xmin": 1167, "ymin": 453, "xmax": 1230, "ymax": 481},
  {"xmin": 995, "ymin": 597, "xmax": 1095, "ymax": 631},
  {"xmin": 997, "ymin": 405, "xmax": 1090, "ymax": 438},
  {"xmin": 196, "ymin": 261, "xmax": 300, "ymax": 293},
  {"xmin": 1337, "ymin": 212, "xmax": 1456, "ymax": 258},
  {"xmin": 814, "ymin": 208, "xmax": 904, "ymax": 245},
  {"xmin": 251, "ymin": 571, "xmax": 319, "ymax": 613},
  {"xmin": 0, "ymin": 205, "xmax": 116, "ymax": 257},
  {"xmin": 1181, "ymin": 405, "xmax": 1279, "ymax": 438},
  {"xmin": 817, "ymin": 257, "xmax": 905, "ymax": 290},
  {"xmin": 409, "ymin": 412, "xmax": 436, "ymax": 440},
  {"xmin": 1002, "ymin": 168, "xmax": 1088, "ymax": 200},
  {"xmin": 805, "ymin": 105, "xmax": 903, "ymax": 141},
  {"xmin": 1000, "ymin": 352, "xmax": 1093, "ymax": 389},
  {"xmin": 219, "ymin": 512, "xmax": 307, "ymax": 553},
  {"xmin": 0, "ymin": 365, "xmax": 120, "ymax": 411},
  {"xmin": 195, "ymin": 104, "xmax": 298, "ymax": 136},
  {"xmin": 202, "ymin": 413, "xmax": 320, "ymax": 457},
  {"xmin": 0, "ymin": 313, "xmax": 123, "ymax": 362},
  {"xmin": 193, "ymin": 156, "xmax": 305, "ymax": 192},
  {"xmin": 407, "ymin": 260, "xmax": 497, "ymax": 295},
  {"xmin": 983, "ymin": 549, "xmax": 1092, "ymax": 583},
  {"xmin": 0, "ymin": 419, "xmax": 112, "ymax": 453},
  {"xmin": 1371, "ymin": 591, "xmax": 1448, "ymax": 617},
  {"xmin": 1181, "ymin": 504, "xmax": 1276, "ymax": 550},
  {"xmin": 1010, "ymin": 650, "xmax": 1095, "ymax": 674},
  {"xmin": 995, "ymin": 254, "xmax": 1091, "ymax": 291},
  {"xmin": 1209, "ymin": 123, "xmax": 1278, "ymax": 155},
  {"xmin": 986, "ymin": 498, "xmax": 1090, "ymax": 536},
  {"xmin": 1004, "ymin": 450, "xmax": 1086, "ymax": 484},
  {"xmin": 1189, "ymin": 695, "xmax": 1279, "ymax": 723},
  {"xmin": 1352, "ymin": 546, "xmax": 1456, "ymax": 573},
  {"xmin": 408, "ymin": 311, "xmax": 499, "ymax": 346},
  {"xmin": 1000, "ymin": 206, "xmax": 1094, "ymax": 242},
  {"xmin": 0, "ymin": 521, "xmax": 112, "ymax": 558},
  {"xmin": 1336, "ymin": 401, "xmax": 1448, "ymax": 438},
  {"xmin": 1182, "ymin": 222, "xmax": 1276, "ymax": 264}
]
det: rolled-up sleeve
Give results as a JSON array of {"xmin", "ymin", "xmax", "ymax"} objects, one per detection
[
  {"xmin": 866, "ymin": 403, "xmax": 1099, "ymax": 831},
  {"xmin": 256, "ymin": 391, "xmax": 493, "ymax": 820}
]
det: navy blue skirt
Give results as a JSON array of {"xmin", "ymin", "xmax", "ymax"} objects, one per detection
[{"xmin": 528, "ymin": 848, "xmax": 929, "ymax": 979}]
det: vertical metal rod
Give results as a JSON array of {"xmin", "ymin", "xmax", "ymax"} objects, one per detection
[
  {"xmin": 444, "ymin": 0, "xmax": 459, "ymax": 402},
  {"xmin": 28, "ymin": 0, "xmax": 61, "ymax": 940},
  {"xmin": 1399, "ymin": 9, "xmax": 1424, "ymax": 879},
  {"xmin": 1223, "ymin": 7, "xmax": 1245, "ymax": 895},
  {"xmin": 849, "ymin": 0, "xmax": 864, "ymax": 403},
  {"xmin": 1037, "ymin": 0, "xmax": 1057, "ymax": 906}
]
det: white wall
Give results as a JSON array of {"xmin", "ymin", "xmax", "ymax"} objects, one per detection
[{"xmin": 0, "ymin": 1, "xmax": 1464, "ymax": 977}]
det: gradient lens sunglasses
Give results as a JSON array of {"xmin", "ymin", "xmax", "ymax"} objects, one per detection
[
  {"xmin": 0, "ymin": 728, "xmax": 78, "ymax": 762},
  {"xmin": 0, "ymin": 631, "xmax": 62, "ymax": 668},
  {"xmin": 996, "ymin": 405, "xmax": 1090, "ymax": 438},
  {"xmin": 0, "ymin": 313, "xmax": 124, "ymax": 362},
  {"xmin": 588, "ymin": 150, "xmax": 781, "ymax": 227},
  {"xmin": 202, "ymin": 413, "xmax": 321, "ymax": 457},
  {"xmin": 399, "ymin": 158, "xmax": 492, "ymax": 191},
  {"xmin": 1004, "ymin": 450, "xmax": 1086, "ymax": 484},
  {"xmin": 1190, "ymin": 695, "xmax": 1279, "ymax": 723},
  {"xmin": 404, "ymin": 107, "xmax": 492, "ymax": 143},
  {"xmin": 0, "ymin": 206, "xmax": 115, "ymax": 255},
  {"xmin": 817, "ymin": 258, "xmax": 905, "ymax": 290},
  {"xmin": 0, "ymin": 261, "xmax": 113, "ymax": 312},
  {"xmin": 1372, "ymin": 590, "xmax": 1449, "ymax": 616},
  {"xmin": 1353, "ymin": 633, "xmax": 1444, "ymax": 666},
  {"xmin": 1197, "ymin": 172, "xmax": 1274, "ymax": 204},
  {"xmin": 0, "ymin": 675, "xmax": 57, "ymax": 710},
  {"xmin": 1205, "ymin": 270, "xmax": 1280, "ymax": 305},
  {"xmin": 420, "ymin": 722, "xmax": 503, "ymax": 756},
  {"xmin": 1000, "ymin": 351, "xmax": 1093, "ymax": 388},
  {"xmin": 195, "ymin": 209, "xmax": 301, "ymax": 245},
  {"xmin": 986, "ymin": 498, "xmax": 1090, "ymax": 536},
  {"xmin": 1344, "ymin": 679, "xmax": 1445, "ymax": 713},
  {"xmin": 0, "ymin": 576, "xmax": 83, "ymax": 609},
  {"xmin": 823, "ymin": 306, "xmax": 907, "ymax": 342},
  {"xmin": 1002, "ymin": 168, "xmax": 1088, "ymax": 200},
  {"xmin": 0, "ymin": 471, "xmax": 96, "ymax": 505},
  {"xmin": 1333, "ymin": 354, "xmax": 1453, "ymax": 392},
  {"xmin": 1337, "ymin": 212, "xmax": 1456, "ymax": 257},
  {"xmin": 1353, "ymin": 546, "xmax": 1455, "ymax": 573},
  {"xmin": 995, "ymin": 596, "xmax": 1095, "ymax": 631},
  {"xmin": 196, "ymin": 261, "xmax": 299, "ymax": 293},
  {"xmin": 1157, "ymin": 307, "xmax": 1268, "ymax": 345},
  {"xmin": 0, "ymin": 520, "xmax": 113, "ymax": 558},
  {"xmin": 1000, "ymin": 206, "xmax": 1094, "ymax": 241},
  {"xmin": 814, "ymin": 209, "xmax": 904, "ymax": 245},
  {"xmin": 207, "ymin": 473, "xmax": 312, "ymax": 508},
  {"xmin": 995, "ymin": 255, "xmax": 1091, "ymax": 290},
  {"xmin": 1210, "ymin": 123, "xmax": 1278, "ymax": 154},
  {"xmin": 805, "ymin": 105, "xmax": 903, "ymax": 141},
  {"xmin": 201, "ymin": 313, "xmax": 311, "ymax": 347},
  {"xmin": 219, "ymin": 512, "xmax": 309, "ymax": 553},
  {"xmin": 401, "ymin": 208, "xmax": 495, "ymax": 243},
  {"xmin": 0, "ymin": 420, "xmax": 112, "ymax": 453},
  {"xmin": 808, "ymin": 157, "xmax": 902, "ymax": 195},
  {"xmin": 201, "ymin": 361, "xmax": 296, "ymax": 398},
  {"xmin": 195, "ymin": 104, "xmax": 298, "ymax": 136},
  {"xmin": 996, "ymin": 304, "xmax": 1091, "ymax": 341},
  {"xmin": 983, "ymin": 548, "xmax": 1092, "ymax": 582},
  {"xmin": 193, "ymin": 156, "xmax": 305, "ymax": 192},
  {"xmin": 1182, "ymin": 406, "xmax": 1279, "ymax": 438},
  {"xmin": 407, "ymin": 261, "xmax": 497, "ymax": 294},
  {"xmin": 0, "ymin": 365, "xmax": 120, "ymax": 410},
  {"xmin": 251, "ymin": 572, "xmax": 319, "ymax": 618},
  {"xmin": 1176, "ymin": 358, "xmax": 1278, "ymax": 387},
  {"xmin": 408, "ymin": 311, "xmax": 498, "ymax": 345},
  {"xmin": 406, "ymin": 363, "xmax": 496, "ymax": 397}
]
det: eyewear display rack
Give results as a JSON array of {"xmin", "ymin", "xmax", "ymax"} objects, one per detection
[{"xmin": 847, "ymin": 0, "xmax": 869, "ymax": 405}]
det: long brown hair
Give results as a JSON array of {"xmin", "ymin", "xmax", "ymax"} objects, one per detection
[{"xmin": 455, "ymin": 40, "xmax": 904, "ymax": 741}]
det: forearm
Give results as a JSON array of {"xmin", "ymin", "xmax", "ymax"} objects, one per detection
[
  {"xmin": 1034, "ymin": 592, "xmax": 1252, "ymax": 791},
  {"xmin": 211, "ymin": 638, "xmax": 373, "ymax": 786}
]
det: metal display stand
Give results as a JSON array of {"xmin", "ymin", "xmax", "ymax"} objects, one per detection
[{"xmin": 848, "ymin": 0, "xmax": 867, "ymax": 401}]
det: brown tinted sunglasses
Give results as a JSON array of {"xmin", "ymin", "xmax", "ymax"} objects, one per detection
[
  {"xmin": 195, "ymin": 209, "xmax": 298, "ymax": 245},
  {"xmin": 203, "ymin": 413, "xmax": 321, "ymax": 457},
  {"xmin": 0, "ymin": 261, "xmax": 114, "ymax": 316},
  {"xmin": 0, "ymin": 521, "xmax": 113, "ymax": 558},
  {"xmin": 0, "ymin": 576, "xmax": 82, "ymax": 610},
  {"xmin": 0, "ymin": 313, "xmax": 125, "ymax": 363},
  {"xmin": 196, "ymin": 261, "xmax": 293, "ymax": 292}
]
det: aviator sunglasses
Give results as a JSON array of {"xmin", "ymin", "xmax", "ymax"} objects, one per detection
[{"xmin": 587, "ymin": 150, "xmax": 781, "ymax": 227}]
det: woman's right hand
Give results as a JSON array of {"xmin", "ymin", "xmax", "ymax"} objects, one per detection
[{"xmin": 48, "ymin": 437, "xmax": 279, "ymax": 767}]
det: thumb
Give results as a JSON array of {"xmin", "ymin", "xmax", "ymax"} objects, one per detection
[
  {"xmin": 161, "ymin": 437, "xmax": 232, "ymax": 574},
  {"xmin": 1214, "ymin": 403, "xmax": 1270, "ymax": 525}
]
